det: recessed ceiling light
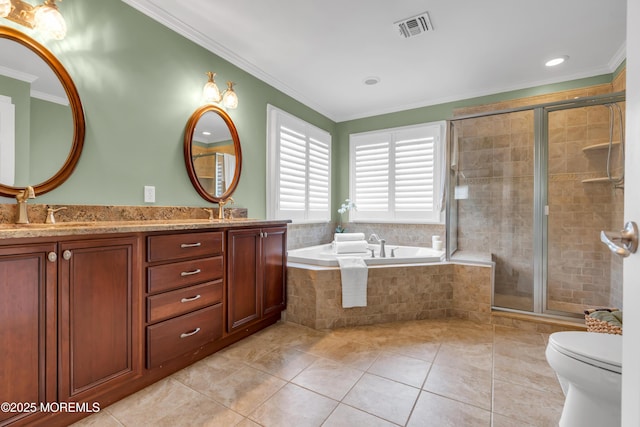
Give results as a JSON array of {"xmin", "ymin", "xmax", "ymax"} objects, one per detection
[
  {"xmin": 202, "ymin": 131, "xmax": 211, "ymax": 136},
  {"xmin": 363, "ymin": 76, "xmax": 381, "ymax": 85},
  {"xmin": 545, "ymin": 56, "xmax": 569, "ymax": 67}
]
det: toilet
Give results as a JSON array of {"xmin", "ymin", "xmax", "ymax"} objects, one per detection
[{"xmin": 545, "ymin": 331, "xmax": 622, "ymax": 427}]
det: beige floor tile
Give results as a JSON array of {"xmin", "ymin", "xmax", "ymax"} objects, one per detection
[
  {"xmin": 254, "ymin": 321, "xmax": 327, "ymax": 351},
  {"xmin": 69, "ymin": 410, "xmax": 123, "ymax": 427},
  {"xmin": 343, "ymin": 373, "xmax": 420, "ymax": 425},
  {"xmin": 217, "ymin": 335, "xmax": 278, "ymax": 363},
  {"xmin": 493, "ymin": 379, "xmax": 563, "ymax": 426},
  {"xmin": 234, "ymin": 418, "xmax": 261, "ymax": 427},
  {"xmin": 423, "ymin": 363, "xmax": 492, "ymax": 410},
  {"xmin": 321, "ymin": 404, "xmax": 397, "ymax": 427},
  {"xmin": 303, "ymin": 335, "xmax": 381, "ymax": 370},
  {"xmin": 249, "ymin": 383, "xmax": 338, "ymax": 427},
  {"xmin": 367, "ymin": 352, "xmax": 431, "ymax": 388},
  {"xmin": 491, "ymin": 413, "xmax": 536, "ymax": 426},
  {"xmin": 105, "ymin": 378, "xmax": 245, "ymax": 426},
  {"xmin": 292, "ymin": 358, "xmax": 364, "ymax": 400},
  {"xmin": 247, "ymin": 346, "xmax": 318, "ymax": 381},
  {"xmin": 407, "ymin": 391, "xmax": 491, "ymax": 427},
  {"xmin": 196, "ymin": 366, "xmax": 287, "ymax": 416},
  {"xmin": 493, "ymin": 325, "xmax": 546, "ymax": 346},
  {"xmin": 434, "ymin": 342, "xmax": 494, "ymax": 374},
  {"xmin": 374, "ymin": 335, "xmax": 441, "ymax": 362},
  {"xmin": 171, "ymin": 353, "xmax": 245, "ymax": 388},
  {"xmin": 494, "ymin": 352, "xmax": 564, "ymax": 394}
]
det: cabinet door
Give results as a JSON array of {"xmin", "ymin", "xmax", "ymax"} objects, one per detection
[
  {"xmin": 227, "ymin": 228, "xmax": 261, "ymax": 332},
  {"xmin": 58, "ymin": 237, "xmax": 142, "ymax": 402},
  {"xmin": 0, "ymin": 243, "xmax": 57, "ymax": 426},
  {"xmin": 262, "ymin": 226, "xmax": 287, "ymax": 316}
]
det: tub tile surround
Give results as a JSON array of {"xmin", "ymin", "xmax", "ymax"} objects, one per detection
[
  {"xmin": 286, "ymin": 263, "xmax": 492, "ymax": 329},
  {"xmin": 286, "ymin": 222, "xmax": 446, "ymax": 251},
  {"xmin": 0, "ymin": 203, "xmax": 249, "ymax": 225},
  {"xmin": 73, "ymin": 319, "xmax": 564, "ymax": 426}
]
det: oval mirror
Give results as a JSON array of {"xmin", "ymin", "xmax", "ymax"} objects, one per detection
[
  {"xmin": 0, "ymin": 26, "xmax": 85, "ymax": 197},
  {"xmin": 184, "ymin": 105, "xmax": 242, "ymax": 203}
]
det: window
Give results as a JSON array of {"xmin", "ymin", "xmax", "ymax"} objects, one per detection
[
  {"xmin": 349, "ymin": 121, "xmax": 446, "ymax": 223},
  {"xmin": 267, "ymin": 105, "xmax": 331, "ymax": 221}
]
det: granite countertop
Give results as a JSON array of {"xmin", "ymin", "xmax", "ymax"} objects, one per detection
[{"xmin": 0, "ymin": 218, "xmax": 291, "ymax": 239}]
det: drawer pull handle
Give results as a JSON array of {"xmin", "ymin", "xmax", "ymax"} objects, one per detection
[
  {"xmin": 180, "ymin": 269, "xmax": 201, "ymax": 277},
  {"xmin": 181, "ymin": 294, "xmax": 201, "ymax": 303},
  {"xmin": 180, "ymin": 242, "xmax": 202, "ymax": 248},
  {"xmin": 180, "ymin": 327, "xmax": 201, "ymax": 338}
]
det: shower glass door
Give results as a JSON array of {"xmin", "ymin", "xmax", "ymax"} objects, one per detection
[
  {"xmin": 451, "ymin": 111, "xmax": 535, "ymax": 312},
  {"xmin": 545, "ymin": 102, "xmax": 625, "ymax": 315}
]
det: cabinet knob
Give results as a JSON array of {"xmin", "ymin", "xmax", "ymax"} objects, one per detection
[
  {"xmin": 63, "ymin": 250, "xmax": 72, "ymax": 260},
  {"xmin": 47, "ymin": 252, "xmax": 57, "ymax": 262}
]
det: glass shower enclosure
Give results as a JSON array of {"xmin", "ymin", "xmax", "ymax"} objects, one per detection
[{"xmin": 447, "ymin": 93, "xmax": 625, "ymax": 317}]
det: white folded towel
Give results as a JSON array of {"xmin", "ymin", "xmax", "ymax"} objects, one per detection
[
  {"xmin": 334, "ymin": 232, "xmax": 366, "ymax": 242},
  {"xmin": 334, "ymin": 240, "xmax": 368, "ymax": 253},
  {"xmin": 337, "ymin": 257, "xmax": 368, "ymax": 308}
]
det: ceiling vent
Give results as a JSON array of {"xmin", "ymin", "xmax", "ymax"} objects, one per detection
[{"xmin": 395, "ymin": 12, "xmax": 433, "ymax": 38}]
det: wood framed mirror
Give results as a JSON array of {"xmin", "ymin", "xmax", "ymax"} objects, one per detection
[
  {"xmin": 184, "ymin": 105, "xmax": 242, "ymax": 203},
  {"xmin": 0, "ymin": 26, "xmax": 85, "ymax": 197}
]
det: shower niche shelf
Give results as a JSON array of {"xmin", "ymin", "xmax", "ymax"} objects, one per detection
[
  {"xmin": 582, "ymin": 142, "xmax": 620, "ymax": 153},
  {"xmin": 581, "ymin": 177, "xmax": 621, "ymax": 184}
]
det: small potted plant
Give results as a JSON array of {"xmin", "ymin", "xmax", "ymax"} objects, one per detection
[{"xmin": 335, "ymin": 198, "xmax": 356, "ymax": 233}]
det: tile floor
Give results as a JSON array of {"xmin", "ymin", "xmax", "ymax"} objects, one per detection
[{"xmin": 73, "ymin": 319, "xmax": 565, "ymax": 427}]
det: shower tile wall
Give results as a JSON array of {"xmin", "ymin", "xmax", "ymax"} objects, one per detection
[
  {"xmin": 454, "ymin": 111, "xmax": 535, "ymax": 312},
  {"xmin": 453, "ymin": 77, "xmax": 625, "ymax": 315},
  {"xmin": 547, "ymin": 104, "xmax": 624, "ymax": 313}
]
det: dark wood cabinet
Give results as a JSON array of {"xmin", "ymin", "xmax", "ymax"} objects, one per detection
[
  {"xmin": 145, "ymin": 231, "xmax": 225, "ymax": 368},
  {"xmin": 0, "ymin": 221, "xmax": 288, "ymax": 426},
  {"xmin": 227, "ymin": 226, "xmax": 286, "ymax": 333},
  {"xmin": 0, "ymin": 243, "xmax": 57, "ymax": 426},
  {"xmin": 58, "ymin": 237, "xmax": 142, "ymax": 403}
]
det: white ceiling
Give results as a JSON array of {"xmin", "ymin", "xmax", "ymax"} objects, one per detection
[{"xmin": 123, "ymin": 0, "xmax": 626, "ymax": 123}]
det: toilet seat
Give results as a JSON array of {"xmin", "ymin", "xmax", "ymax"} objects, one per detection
[{"xmin": 548, "ymin": 331, "xmax": 622, "ymax": 374}]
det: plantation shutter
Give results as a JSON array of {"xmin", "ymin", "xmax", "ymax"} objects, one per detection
[
  {"xmin": 349, "ymin": 122, "xmax": 443, "ymax": 222},
  {"xmin": 267, "ymin": 105, "xmax": 331, "ymax": 221}
]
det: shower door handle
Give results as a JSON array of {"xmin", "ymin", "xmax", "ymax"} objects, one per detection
[{"xmin": 600, "ymin": 221, "xmax": 639, "ymax": 258}]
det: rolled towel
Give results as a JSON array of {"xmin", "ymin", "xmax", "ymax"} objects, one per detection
[
  {"xmin": 334, "ymin": 240, "xmax": 369, "ymax": 253},
  {"xmin": 334, "ymin": 232, "xmax": 366, "ymax": 242}
]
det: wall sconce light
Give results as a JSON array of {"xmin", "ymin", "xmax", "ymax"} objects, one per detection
[
  {"xmin": 0, "ymin": 0, "xmax": 67, "ymax": 40},
  {"xmin": 203, "ymin": 71, "xmax": 238, "ymax": 109}
]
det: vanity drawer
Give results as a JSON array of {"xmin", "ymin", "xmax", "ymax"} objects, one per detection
[
  {"xmin": 147, "ymin": 279, "xmax": 223, "ymax": 323},
  {"xmin": 147, "ymin": 231, "xmax": 223, "ymax": 263},
  {"xmin": 147, "ymin": 256, "xmax": 223, "ymax": 294},
  {"xmin": 147, "ymin": 304, "xmax": 223, "ymax": 369}
]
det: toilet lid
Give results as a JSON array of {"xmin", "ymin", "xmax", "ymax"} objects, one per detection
[{"xmin": 549, "ymin": 331, "xmax": 622, "ymax": 374}]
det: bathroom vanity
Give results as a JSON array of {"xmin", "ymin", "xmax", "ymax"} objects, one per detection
[{"xmin": 0, "ymin": 219, "xmax": 288, "ymax": 427}]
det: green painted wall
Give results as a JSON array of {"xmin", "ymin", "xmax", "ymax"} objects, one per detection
[
  {"xmin": 30, "ymin": 98, "xmax": 73, "ymax": 184},
  {"xmin": 0, "ymin": 74, "xmax": 30, "ymax": 184},
  {"xmin": 0, "ymin": 0, "xmax": 621, "ymax": 222},
  {"xmin": 0, "ymin": 0, "xmax": 335, "ymax": 217}
]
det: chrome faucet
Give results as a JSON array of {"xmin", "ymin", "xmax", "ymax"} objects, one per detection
[
  {"xmin": 218, "ymin": 197, "xmax": 235, "ymax": 220},
  {"xmin": 369, "ymin": 233, "xmax": 386, "ymax": 257},
  {"xmin": 15, "ymin": 186, "xmax": 35, "ymax": 224}
]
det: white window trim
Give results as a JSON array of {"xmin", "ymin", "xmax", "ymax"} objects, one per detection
[
  {"xmin": 348, "ymin": 121, "xmax": 446, "ymax": 225},
  {"xmin": 266, "ymin": 104, "xmax": 331, "ymax": 222}
]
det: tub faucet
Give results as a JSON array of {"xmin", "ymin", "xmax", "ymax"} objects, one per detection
[
  {"xmin": 369, "ymin": 233, "xmax": 386, "ymax": 257},
  {"xmin": 16, "ymin": 186, "xmax": 35, "ymax": 224}
]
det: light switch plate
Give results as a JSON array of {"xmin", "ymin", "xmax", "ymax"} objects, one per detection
[
  {"xmin": 144, "ymin": 186, "xmax": 155, "ymax": 203},
  {"xmin": 454, "ymin": 185, "xmax": 469, "ymax": 200}
]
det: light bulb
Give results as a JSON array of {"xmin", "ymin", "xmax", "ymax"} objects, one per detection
[
  {"xmin": 34, "ymin": 2, "xmax": 67, "ymax": 40},
  {"xmin": 203, "ymin": 72, "xmax": 221, "ymax": 103},
  {"xmin": 222, "ymin": 81, "xmax": 238, "ymax": 109},
  {"xmin": 0, "ymin": 0, "xmax": 11, "ymax": 18}
]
